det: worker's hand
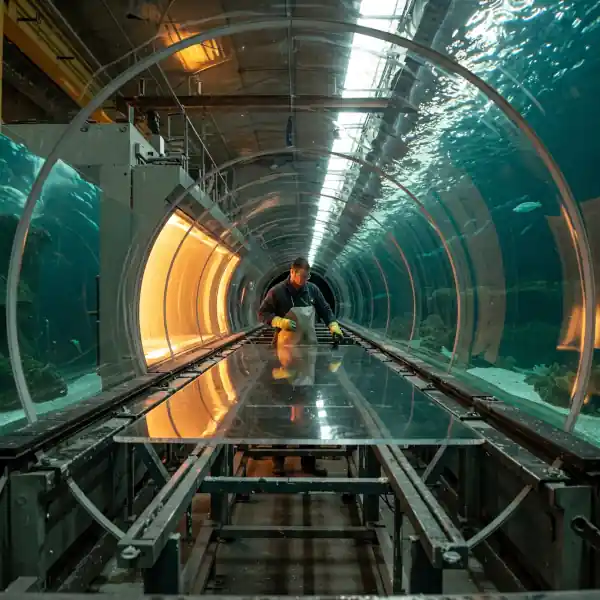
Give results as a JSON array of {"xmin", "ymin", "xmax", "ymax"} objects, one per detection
[
  {"xmin": 328, "ymin": 360, "xmax": 343, "ymax": 373},
  {"xmin": 272, "ymin": 367, "xmax": 295, "ymax": 380},
  {"xmin": 272, "ymin": 316, "xmax": 297, "ymax": 331},
  {"xmin": 329, "ymin": 321, "xmax": 343, "ymax": 338}
]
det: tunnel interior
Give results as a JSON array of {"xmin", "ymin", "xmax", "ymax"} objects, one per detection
[
  {"xmin": 1, "ymin": 0, "xmax": 600, "ymax": 453},
  {"xmin": 262, "ymin": 269, "xmax": 337, "ymax": 316}
]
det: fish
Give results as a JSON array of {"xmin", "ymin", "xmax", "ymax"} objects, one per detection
[
  {"xmin": 513, "ymin": 201, "xmax": 542, "ymax": 213},
  {"xmin": 70, "ymin": 339, "xmax": 82, "ymax": 354}
]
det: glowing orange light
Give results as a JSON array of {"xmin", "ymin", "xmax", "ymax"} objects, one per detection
[
  {"xmin": 162, "ymin": 24, "xmax": 222, "ymax": 72},
  {"xmin": 145, "ymin": 359, "xmax": 236, "ymax": 440},
  {"xmin": 140, "ymin": 210, "xmax": 238, "ymax": 366},
  {"xmin": 557, "ymin": 304, "xmax": 600, "ymax": 351}
]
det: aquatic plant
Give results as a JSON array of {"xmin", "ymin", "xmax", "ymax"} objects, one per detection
[
  {"xmin": 0, "ymin": 353, "xmax": 67, "ymax": 411},
  {"xmin": 388, "ymin": 312, "xmax": 413, "ymax": 340},
  {"xmin": 525, "ymin": 363, "xmax": 572, "ymax": 409},
  {"xmin": 418, "ymin": 313, "xmax": 453, "ymax": 352}
]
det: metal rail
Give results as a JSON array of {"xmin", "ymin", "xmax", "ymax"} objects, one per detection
[
  {"xmin": 1, "ymin": 591, "xmax": 599, "ymax": 599},
  {"xmin": 119, "ymin": 95, "xmax": 411, "ymax": 112}
]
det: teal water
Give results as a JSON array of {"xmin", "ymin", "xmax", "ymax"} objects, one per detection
[
  {"xmin": 1, "ymin": 0, "xmax": 600, "ymax": 446},
  {"xmin": 0, "ymin": 133, "xmax": 102, "ymax": 431}
]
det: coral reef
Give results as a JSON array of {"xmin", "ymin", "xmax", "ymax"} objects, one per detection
[
  {"xmin": 418, "ymin": 313, "xmax": 453, "ymax": 352},
  {"xmin": 0, "ymin": 353, "xmax": 67, "ymax": 410},
  {"xmin": 525, "ymin": 363, "xmax": 572, "ymax": 409},
  {"xmin": 388, "ymin": 312, "xmax": 414, "ymax": 340}
]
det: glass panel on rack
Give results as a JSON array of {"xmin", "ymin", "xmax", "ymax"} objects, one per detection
[{"xmin": 115, "ymin": 344, "xmax": 482, "ymax": 446}]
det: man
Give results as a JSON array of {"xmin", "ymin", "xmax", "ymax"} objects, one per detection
[{"xmin": 258, "ymin": 257, "xmax": 343, "ymax": 476}]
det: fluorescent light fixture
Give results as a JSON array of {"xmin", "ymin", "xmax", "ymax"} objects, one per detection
[{"xmin": 308, "ymin": 0, "xmax": 408, "ymax": 265}]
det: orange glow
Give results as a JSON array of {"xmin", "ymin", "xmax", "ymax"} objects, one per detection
[
  {"xmin": 217, "ymin": 255, "xmax": 240, "ymax": 333},
  {"xmin": 139, "ymin": 210, "xmax": 238, "ymax": 366},
  {"xmin": 145, "ymin": 360, "xmax": 237, "ymax": 440},
  {"xmin": 162, "ymin": 24, "xmax": 222, "ymax": 72},
  {"xmin": 558, "ymin": 303, "xmax": 600, "ymax": 350}
]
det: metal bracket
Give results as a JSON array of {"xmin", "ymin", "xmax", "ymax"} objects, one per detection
[
  {"xmin": 66, "ymin": 477, "xmax": 125, "ymax": 540},
  {"xmin": 138, "ymin": 443, "xmax": 170, "ymax": 485},
  {"xmin": 571, "ymin": 515, "xmax": 600, "ymax": 551}
]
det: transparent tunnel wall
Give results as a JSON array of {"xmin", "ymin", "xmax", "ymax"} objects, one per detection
[{"xmin": 3, "ymin": 2, "xmax": 600, "ymax": 449}]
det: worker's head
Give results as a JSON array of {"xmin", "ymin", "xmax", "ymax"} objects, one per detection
[{"xmin": 290, "ymin": 257, "xmax": 311, "ymax": 288}]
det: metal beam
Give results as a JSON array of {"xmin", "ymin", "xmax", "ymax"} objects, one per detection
[
  {"xmin": 217, "ymin": 525, "xmax": 377, "ymax": 540},
  {"xmin": 1, "ymin": 591, "xmax": 600, "ymax": 599},
  {"xmin": 119, "ymin": 95, "xmax": 414, "ymax": 113},
  {"xmin": 3, "ymin": 0, "xmax": 111, "ymax": 122},
  {"xmin": 199, "ymin": 476, "xmax": 390, "ymax": 495}
]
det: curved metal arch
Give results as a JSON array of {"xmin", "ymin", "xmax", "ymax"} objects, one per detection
[
  {"xmin": 190, "ymin": 144, "xmax": 466, "ymax": 365},
  {"xmin": 255, "ymin": 248, "xmax": 364, "ymax": 324},
  {"xmin": 235, "ymin": 204, "xmax": 416, "ymax": 333},
  {"xmin": 7, "ymin": 17, "xmax": 593, "ymax": 432},
  {"xmin": 252, "ymin": 230, "xmax": 390, "ymax": 322}
]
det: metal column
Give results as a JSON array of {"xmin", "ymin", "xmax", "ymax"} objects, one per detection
[{"xmin": 142, "ymin": 534, "xmax": 181, "ymax": 594}]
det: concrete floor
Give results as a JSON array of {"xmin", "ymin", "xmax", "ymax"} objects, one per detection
[
  {"xmin": 94, "ymin": 454, "xmax": 496, "ymax": 596},
  {"xmin": 208, "ymin": 456, "xmax": 382, "ymax": 595}
]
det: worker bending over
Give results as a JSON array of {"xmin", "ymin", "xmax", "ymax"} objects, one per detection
[{"xmin": 258, "ymin": 257, "xmax": 343, "ymax": 476}]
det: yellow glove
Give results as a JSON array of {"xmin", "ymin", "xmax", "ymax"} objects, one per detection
[
  {"xmin": 272, "ymin": 316, "xmax": 296, "ymax": 331},
  {"xmin": 272, "ymin": 367, "xmax": 294, "ymax": 380},
  {"xmin": 329, "ymin": 322, "xmax": 343, "ymax": 337},
  {"xmin": 329, "ymin": 360, "xmax": 342, "ymax": 373}
]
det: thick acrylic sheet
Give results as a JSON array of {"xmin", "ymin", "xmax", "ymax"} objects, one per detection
[{"xmin": 114, "ymin": 344, "xmax": 482, "ymax": 446}]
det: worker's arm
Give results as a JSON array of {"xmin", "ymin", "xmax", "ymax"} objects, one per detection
[
  {"xmin": 258, "ymin": 289, "xmax": 296, "ymax": 330},
  {"xmin": 312, "ymin": 284, "xmax": 343, "ymax": 337},
  {"xmin": 312, "ymin": 284, "xmax": 335, "ymax": 325},
  {"xmin": 258, "ymin": 289, "xmax": 278, "ymax": 325}
]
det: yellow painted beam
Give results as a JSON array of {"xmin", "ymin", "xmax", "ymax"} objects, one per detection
[{"xmin": 4, "ymin": 0, "xmax": 111, "ymax": 122}]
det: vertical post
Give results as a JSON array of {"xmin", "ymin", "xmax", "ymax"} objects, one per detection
[
  {"xmin": 125, "ymin": 445, "xmax": 135, "ymax": 519},
  {"xmin": 210, "ymin": 446, "xmax": 231, "ymax": 525},
  {"xmin": 392, "ymin": 497, "xmax": 404, "ymax": 593},
  {"xmin": 362, "ymin": 446, "xmax": 380, "ymax": 523},
  {"xmin": 10, "ymin": 473, "xmax": 50, "ymax": 583},
  {"xmin": 458, "ymin": 446, "xmax": 481, "ymax": 532},
  {"xmin": 408, "ymin": 536, "xmax": 443, "ymax": 594},
  {"xmin": 143, "ymin": 534, "xmax": 181, "ymax": 594}
]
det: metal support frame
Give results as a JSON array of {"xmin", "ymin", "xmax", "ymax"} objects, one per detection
[
  {"xmin": 4, "ymin": 328, "xmax": 599, "ymax": 593},
  {"xmin": 2, "ymin": 593, "xmax": 600, "ymax": 600},
  {"xmin": 119, "ymin": 95, "xmax": 411, "ymax": 113},
  {"xmin": 200, "ymin": 476, "xmax": 389, "ymax": 495}
]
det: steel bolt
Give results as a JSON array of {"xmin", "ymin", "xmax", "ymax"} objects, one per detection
[
  {"xmin": 443, "ymin": 550, "xmax": 462, "ymax": 565},
  {"xmin": 121, "ymin": 545, "xmax": 140, "ymax": 561}
]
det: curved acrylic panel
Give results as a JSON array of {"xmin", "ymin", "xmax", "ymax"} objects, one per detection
[
  {"xmin": 5, "ymin": 1, "xmax": 600, "ymax": 452},
  {"xmin": 0, "ymin": 130, "xmax": 102, "ymax": 431}
]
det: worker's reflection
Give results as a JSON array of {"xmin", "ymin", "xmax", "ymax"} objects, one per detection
[
  {"xmin": 273, "ymin": 306, "xmax": 318, "ymax": 384},
  {"xmin": 268, "ymin": 305, "xmax": 324, "ymax": 475}
]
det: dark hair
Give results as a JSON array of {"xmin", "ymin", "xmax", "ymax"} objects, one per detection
[{"xmin": 291, "ymin": 257, "xmax": 310, "ymax": 271}]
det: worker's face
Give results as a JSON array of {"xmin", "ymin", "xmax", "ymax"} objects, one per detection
[{"xmin": 290, "ymin": 267, "xmax": 310, "ymax": 287}]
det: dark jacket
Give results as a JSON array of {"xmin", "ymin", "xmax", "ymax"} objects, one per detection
[{"xmin": 258, "ymin": 277, "xmax": 335, "ymax": 326}]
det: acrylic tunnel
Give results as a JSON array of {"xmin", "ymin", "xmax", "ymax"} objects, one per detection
[{"xmin": 2, "ymin": 1, "xmax": 600, "ymax": 453}]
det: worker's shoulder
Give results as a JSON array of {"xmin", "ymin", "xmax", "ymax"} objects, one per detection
[
  {"xmin": 268, "ymin": 280, "xmax": 288, "ymax": 296},
  {"xmin": 306, "ymin": 282, "xmax": 322, "ymax": 296}
]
